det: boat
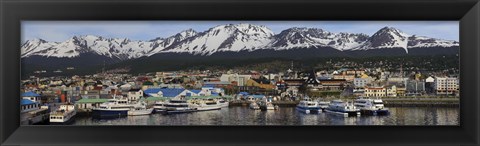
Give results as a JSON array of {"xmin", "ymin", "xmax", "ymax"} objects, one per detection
[
  {"xmin": 153, "ymin": 101, "xmax": 167, "ymax": 113},
  {"xmin": 296, "ymin": 98, "xmax": 321, "ymax": 114},
  {"xmin": 249, "ymin": 102, "xmax": 260, "ymax": 110},
  {"xmin": 164, "ymin": 99, "xmax": 197, "ymax": 114},
  {"xmin": 128, "ymin": 100, "xmax": 153, "ymax": 116},
  {"xmin": 92, "ymin": 97, "xmax": 132, "ymax": 119},
  {"xmin": 259, "ymin": 101, "xmax": 275, "ymax": 110},
  {"xmin": 326, "ymin": 100, "xmax": 360, "ymax": 117},
  {"xmin": 354, "ymin": 98, "xmax": 389, "ymax": 116},
  {"xmin": 49, "ymin": 104, "xmax": 76, "ymax": 124},
  {"xmin": 317, "ymin": 101, "xmax": 330, "ymax": 112},
  {"xmin": 216, "ymin": 98, "xmax": 229, "ymax": 108},
  {"xmin": 191, "ymin": 98, "xmax": 222, "ymax": 111}
]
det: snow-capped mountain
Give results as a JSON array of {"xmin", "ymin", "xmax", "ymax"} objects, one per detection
[
  {"xmin": 271, "ymin": 27, "xmax": 370, "ymax": 51},
  {"xmin": 21, "ymin": 24, "xmax": 459, "ymax": 60},
  {"xmin": 162, "ymin": 23, "xmax": 274, "ymax": 55}
]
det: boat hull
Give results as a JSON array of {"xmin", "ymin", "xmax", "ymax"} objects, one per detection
[
  {"xmin": 360, "ymin": 109, "xmax": 390, "ymax": 116},
  {"xmin": 325, "ymin": 109, "xmax": 361, "ymax": 117},
  {"xmin": 92, "ymin": 109, "xmax": 128, "ymax": 119},
  {"xmin": 50, "ymin": 116, "xmax": 76, "ymax": 125},
  {"xmin": 296, "ymin": 106, "xmax": 321, "ymax": 114},
  {"xmin": 128, "ymin": 109, "xmax": 153, "ymax": 116}
]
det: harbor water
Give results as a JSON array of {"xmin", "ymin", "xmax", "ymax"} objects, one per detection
[{"xmin": 70, "ymin": 107, "xmax": 459, "ymax": 126}]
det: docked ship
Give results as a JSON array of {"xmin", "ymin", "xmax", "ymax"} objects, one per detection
[
  {"xmin": 296, "ymin": 98, "xmax": 321, "ymax": 114},
  {"xmin": 92, "ymin": 97, "xmax": 132, "ymax": 118},
  {"xmin": 164, "ymin": 99, "xmax": 197, "ymax": 114},
  {"xmin": 326, "ymin": 100, "xmax": 361, "ymax": 117},
  {"xmin": 128, "ymin": 100, "xmax": 153, "ymax": 116},
  {"xmin": 354, "ymin": 98, "xmax": 389, "ymax": 115},
  {"xmin": 153, "ymin": 101, "xmax": 167, "ymax": 113},
  {"xmin": 191, "ymin": 98, "xmax": 222, "ymax": 111},
  {"xmin": 49, "ymin": 104, "xmax": 76, "ymax": 124}
]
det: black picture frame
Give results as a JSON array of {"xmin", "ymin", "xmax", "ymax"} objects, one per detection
[{"xmin": 1, "ymin": 0, "xmax": 479, "ymax": 146}]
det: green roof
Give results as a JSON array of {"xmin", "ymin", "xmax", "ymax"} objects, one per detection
[
  {"xmin": 75, "ymin": 98, "xmax": 109, "ymax": 104},
  {"xmin": 146, "ymin": 97, "xmax": 168, "ymax": 101}
]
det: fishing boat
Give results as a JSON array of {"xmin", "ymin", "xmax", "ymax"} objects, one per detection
[
  {"xmin": 354, "ymin": 98, "xmax": 389, "ymax": 115},
  {"xmin": 296, "ymin": 98, "xmax": 321, "ymax": 114},
  {"xmin": 49, "ymin": 104, "xmax": 76, "ymax": 124},
  {"xmin": 249, "ymin": 102, "xmax": 260, "ymax": 110},
  {"xmin": 128, "ymin": 100, "xmax": 153, "ymax": 116},
  {"xmin": 153, "ymin": 101, "xmax": 167, "ymax": 113},
  {"xmin": 326, "ymin": 100, "xmax": 360, "ymax": 117},
  {"xmin": 191, "ymin": 98, "xmax": 222, "ymax": 111},
  {"xmin": 92, "ymin": 97, "xmax": 132, "ymax": 118},
  {"xmin": 164, "ymin": 99, "xmax": 197, "ymax": 114}
]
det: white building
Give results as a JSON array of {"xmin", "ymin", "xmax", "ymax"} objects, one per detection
[
  {"xmin": 434, "ymin": 77, "xmax": 459, "ymax": 95},
  {"xmin": 127, "ymin": 89, "xmax": 144, "ymax": 101},
  {"xmin": 220, "ymin": 74, "xmax": 251, "ymax": 86},
  {"xmin": 353, "ymin": 77, "xmax": 373, "ymax": 88}
]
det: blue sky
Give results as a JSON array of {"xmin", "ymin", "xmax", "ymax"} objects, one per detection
[{"xmin": 22, "ymin": 21, "xmax": 459, "ymax": 42}]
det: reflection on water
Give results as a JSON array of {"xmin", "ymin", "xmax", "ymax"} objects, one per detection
[{"xmin": 72, "ymin": 107, "xmax": 459, "ymax": 126}]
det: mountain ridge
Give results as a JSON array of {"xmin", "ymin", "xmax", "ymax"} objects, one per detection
[{"xmin": 21, "ymin": 24, "xmax": 459, "ymax": 60}]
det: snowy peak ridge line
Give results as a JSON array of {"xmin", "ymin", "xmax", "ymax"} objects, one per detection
[{"xmin": 21, "ymin": 24, "xmax": 459, "ymax": 59}]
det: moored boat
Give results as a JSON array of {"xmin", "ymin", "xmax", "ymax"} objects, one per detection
[
  {"xmin": 354, "ymin": 98, "xmax": 389, "ymax": 116},
  {"xmin": 216, "ymin": 98, "xmax": 229, "ymax": 108},
  {"xmin": 326, "ymin": 100, "xmax": 360, "ymax": 117},
  {"xmin": 259, "ymin": 101, "xmax": 276, "ymax": 110},
  {"xmin": 249, "ymin": 102, "xmax": 260, "ymax": 110},
  {"xmin": 296, "ymin": 98, "xmax": 321, "ymax": 114},
  {"xmin": 49, "ymin": 104, "xmax": 76, "ymax": 125},
  {"xmin": 92, "ymin": 97, "xmax": 131, "ymax": 119},
  {"xmin": 128, "ymin": 100, "xmax": 153, "ymax": 116},
  {"xmin": 317, "ymin": 101, "xmax": 330, "ymax": 112},
  {"xmin": 153, "ymin": 101, "xmax": 167, "ymax": 113},
  {"xmin": 164, "ymin": 99, "xmax": 197, "ymax": 114},
  {"xmin": 191, "ymin": 98, "xmax": 222, "ymax": 111}
]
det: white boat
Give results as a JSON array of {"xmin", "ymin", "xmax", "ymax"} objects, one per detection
[
  {"xmin": 354, "ymin": 98, "xmax": 389, "ymax": 115},
  {"xmin": 216, "ymin": 98, "xmax": 229, "ymax": 108},
  {"xmin": 92, "ymin": 97, "xmax": 132, "ymax": 118},
  {"xmin": 296, "ymin": 98, "xmax": 321, "ymax": 114},
  {"xmin": 153, "ymin": 101, "xmax": 167, "ymax": 113},
  {"xmin": 249, "ymin": 102, "xmax": 260, "ymax": 110},
  {"xmin": 191, "ymin": 98, "xmax": 222, "ymax": 111},
  {"xmin": 259, "ymin": 101, "xmax": 275, "ymax": 110},
  {"xmin": 49, "ymin": 104, "xmax": 76, "ymax": 124},
  {"xmin": 128, "ymin": 101, "xmax": 153, "ymax": 116},
  {"xmin": 326, "ymin": 100, "xmax": 360, "ymax": 117},
  {"xmin": 164, "ymin": 99, "xmax": 196, "ymax": 114},
  {"xmin": 317, "ymin": 101, "xmax": 330, "ymax": 111}
]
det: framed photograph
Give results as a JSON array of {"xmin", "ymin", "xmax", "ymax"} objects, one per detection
[{"xmin": 1, "ymin": 0, "xmax": 479, "ymax": 145}]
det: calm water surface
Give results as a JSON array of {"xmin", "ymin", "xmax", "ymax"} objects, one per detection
[{"xmin": 72, "ymin": 107, "xmax": 459, "ymax": 126}]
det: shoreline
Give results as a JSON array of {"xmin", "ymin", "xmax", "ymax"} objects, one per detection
[{"xmin": 229, "ymin": 98, "xmax": 460, "ymax": 107}]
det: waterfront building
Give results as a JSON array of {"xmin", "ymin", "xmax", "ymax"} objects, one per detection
[
  {"xmin": 20, "ymin": 99, "xmax": 40, "ymax": 113},
  {"xmin": 220, "ymin": 73, "xmax": 251, "ymax": 86},
  {"xmin": 364, "ymin": 87, "xmax": 386, "ymax": 97},
  {"xmin": 434, "ymin": 77, "xmax": 459, "ymax": 95},
  {"xmin": 127, "ymin": 89, "xmax": 143, "ymax": 101},
  {"xmin": 319, "ymin": 79, "xmax": 347, "ymax": 91},
  {"xmin": 406, "ymin": 80, "xmax": 425, "ymax": 96},
  {"xmin": 22, "ymin": 91, "xmax": 42, "ymax": 104},
  {"xmin": 353, "ymin": 77, "xmax": 373, "ymax": 88}
]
